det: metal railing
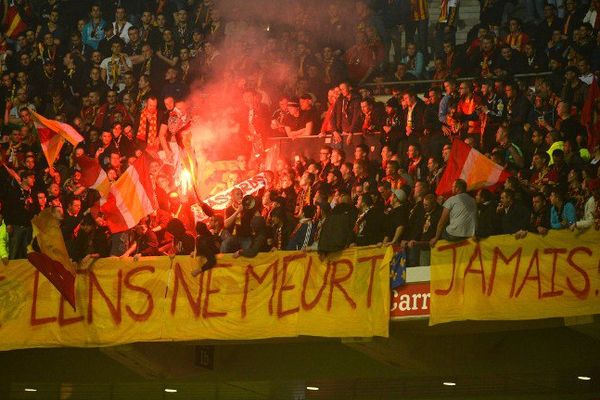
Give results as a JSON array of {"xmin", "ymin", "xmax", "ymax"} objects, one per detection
[{"xmin": 361, "ymin": 71, "xmax": 552, "ymax": 88}]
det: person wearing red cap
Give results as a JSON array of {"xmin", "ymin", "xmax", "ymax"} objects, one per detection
[{"xmin": 570, "ymin": 179, "xmax": 600, "ymax": 230}]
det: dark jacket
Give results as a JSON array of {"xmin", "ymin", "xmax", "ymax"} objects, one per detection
[
  {"xmin": 286, "ymin": 219, "xmax": 317, "ymax": 250},
  {"xmin": 70, "ymin": 226, "xmax": 111, "ymax": 262},
  {"xmin": 529, "ymin": 205, "xmax": 551, "ymax": 233},
  {"xmin": 318, "ymin": 203, "xmax": 356, "ymax": 253},
  {"xmin": 356, "ymin": 206, "xmax": 386, "ymax": 246},
  {"xmin": 406, "ymin": 99, "xmax": 427, "ymax": 137},
  {"xmin": 195, "ymin": 222, "xmax": 219, "ymax": 270},
  {"xmin": 240, "ymin": 216, "xmax": 270, "ymax": 257},
  {"xmin": 500, "ymin": 203, "xmax": 531, "ymax": 234},
  {"xmin": 476, "ymin": 201, "xmax": 501, "ymax": 238},
  {"xmin": 331, "ymin": 93, "xmax": 363, "ymax": 133}
]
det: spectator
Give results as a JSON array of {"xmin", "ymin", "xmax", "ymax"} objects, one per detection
[
  {"xmin": 431, "ymin": 178, "xmax": 477, "ymax": 245},
  {"xmin": 191, "ymin": 221, "xmax": 219, "ymax": 276},
  {"xmin": 267, "ymin": 206, "xmax": 293, "ymax": 250},
  {"xmin": 495, "ymin": 125, "xmax": 525, "ymax": 170},
  {"xmin": 404, "ymin": 193, "xmax": 442, "ymax": 266},
  {"xmin": 549, "ymin": 188, "xmax": 577, "ymax": 229},
  {"xmin": 520, "ymin": 191, "xmax": 552, "ymax": 237},
  {"xmin": 383, "ymin": 189, "xmax": 409, "ymax": 244},
  {"xmin": 61, "ymin": 197, "xmax": 83, "ymax": 253},
  {"xmin": 82, "ymin": 5, "xmax": 106, "ymax": 50},
  {"xmin": 4, "ymin": 170, "xmax": 36, "ymax": 259},
  {"xmin": 330, "ymin": 82, "xmax": 362, "ymax": 145},
  {"xmin": 571, "ymin": 179, "xmax": 600, "ymax": 230},
  {"xmin": 354, "ymin": 193, "xmax": 385, "ymax": 246},
  {"xmin": 232, "ymin": 215, "xmax": 270, "ymax": 258},
  {"xmin": 70, "ymin": 214, "xmax": 110, "ymax": 263},
  {"xmin": 317, "ymin": 194, "xmax": 356, "ymax": 254},
  {"xmin": 162, "ymin": 218, "xmax": 195, "ymax": 255},
  {"xmin": 286, "ymin": 205, "xmax": 317, "ymax": 250},
  {"xmin": 497, "ymin": 189, "xmax": 531, "ymax": 234},
  {"xmin": 475, "ymin": 188, "xmax": 500, "ymax": 238},
  {"xmin": 122, "ymin": 218, "xmax": 160, "ymax": 259}
]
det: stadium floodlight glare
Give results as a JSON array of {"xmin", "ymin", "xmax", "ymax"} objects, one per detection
[
  {"xmin": 24, "ymin": 388, "xmax": 37, "ymax": 392},
  {"xmin": 164, "ymin": 388, "xmax": 178, "ymax": 393},
  {"xmin": 442, "ymin": 382, "xmax": 457, "ymax": 386},
  {"xmin": 306, "ymin": 386, "xmax": 320, "ymax": 391},
  {"xmin": 578, "ymin": 376, "xmax": 592, "ymax": 381}
]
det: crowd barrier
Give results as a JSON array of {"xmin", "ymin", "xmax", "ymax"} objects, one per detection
[{"xmin": 361, "ymin": 71, "xmax": 552, "ymax": 88}]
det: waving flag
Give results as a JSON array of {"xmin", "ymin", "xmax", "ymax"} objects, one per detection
[
  {"xmin": 28, "ymin": 208, "xmax": 76, "ymax": 310},
  {"xmin": 1, "ymin": 0, "xmax": 32, "ymax": 39},
  {"xmin": 32, "ymin": 111, "xmax": 84, "ymax": 167},
  {"xmin": 33, "ymin": 111, "xmax": 84, "ymax": 145},
  {"xmin": 36, "ymin": 122, "xmax": 65, "ymax": 168},
  {"xmin": 100, "ymin": 156, "xmax": 157, "ymax": 233},
  {"xmin": 436, "ymin": 139, "xmax": 511, "ymax": 197},
  {"xmin": 76, "ymin": 155, "xmax": 110, "ymax": 199}
]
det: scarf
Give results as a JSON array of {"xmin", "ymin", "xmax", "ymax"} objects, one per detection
[{"xmin": 137, "ymin": 108, "xmax": 158, "ymax": 147}]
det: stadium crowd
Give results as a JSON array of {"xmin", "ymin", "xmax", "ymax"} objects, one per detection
[{"xmin": 0, "ymin": 0, "xmax": 600, "ymax": 271}]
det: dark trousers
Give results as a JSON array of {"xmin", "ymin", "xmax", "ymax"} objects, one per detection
[{"xmin": 9, "ymin": 225, "xmax": 32, "ymax": 260}]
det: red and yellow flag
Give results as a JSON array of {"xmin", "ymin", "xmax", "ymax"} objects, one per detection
[
  {"xmin": 436, "ymin": 139, "xmax": 511, "ymax": 197},
  {"xmin": 100, "ymin": 156, "xmax": 157, "ymax": 233},
  {"xmin": 76, "ymin": 155, "xmax": 110, "ymax": 199},
  {"xmin": 33, "ymin": 111, "xmax": 84, "ymax": 167}
]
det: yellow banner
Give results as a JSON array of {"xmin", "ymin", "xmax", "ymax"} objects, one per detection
[
  {"xmin": 0, "ymin": 247, "xmax": 391, "ymax": 351},
  {"xmin": 430, "ymin": 230, "xmax": 600, "ymax": 325}
]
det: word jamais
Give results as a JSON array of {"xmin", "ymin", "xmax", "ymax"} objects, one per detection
[{"xmin": 429, "ymin": 230, "xmax": 600, "ymax": 325}]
